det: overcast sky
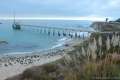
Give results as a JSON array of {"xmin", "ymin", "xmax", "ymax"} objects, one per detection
[{"xmin": 0, "ymin": 0, "xmax": 120, "ymax": 20}]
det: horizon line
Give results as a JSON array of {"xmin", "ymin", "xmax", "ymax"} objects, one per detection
[{"xmin": 0, "ymin": 16, "xmax": 112, "ymax": 21}]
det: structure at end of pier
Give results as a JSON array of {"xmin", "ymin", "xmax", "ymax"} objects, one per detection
[{"xmin": 12, "ymin": 22, "xmax": 21, "ymax": 30}]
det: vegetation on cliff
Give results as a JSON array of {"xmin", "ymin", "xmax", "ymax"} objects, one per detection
[{"xmin": 115, "ymin": 18, "xmax": 120, "ymax": 22}]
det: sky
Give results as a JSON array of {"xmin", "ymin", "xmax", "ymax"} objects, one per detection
[{"xmin": 0, "ymin": 0, "xmax": 120, "ymax": 20}]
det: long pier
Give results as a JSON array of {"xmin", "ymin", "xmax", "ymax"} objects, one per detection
[
  {"xmin": 13, "ymin": 24, "xmax": 120, "ymax": 39},
  {"xmin": 21, "ymin": 24, "xmax": 94, "ymax": 32},
  {"xmin": 13, "ymin": 24, "xmax": 119, "ymax": 39},
  {"xmin": 19, "ymin": 24, "xmax": 95, "ymax": 38}
]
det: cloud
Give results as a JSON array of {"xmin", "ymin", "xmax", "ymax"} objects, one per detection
[
  {"xmin": 108, "ymin": 0, "xmax": 120, "ymax": 7},
  {"xmin": 0, "ymin": 0, "xmax": 120, "ymax": 19}
]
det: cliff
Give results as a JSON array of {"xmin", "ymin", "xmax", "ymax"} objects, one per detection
[{"xmin": 90, "ymin": 22, "xmax": 120, "ymax": 31}]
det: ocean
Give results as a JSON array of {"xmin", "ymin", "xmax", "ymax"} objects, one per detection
[{"xmin": 0, "ymin": 20, "xmax": 92, "ymax": 55}]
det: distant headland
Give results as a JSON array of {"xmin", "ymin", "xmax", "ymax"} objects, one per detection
[{"xmin": 91, "ymin": 18, "xmax": 120, "ymax": 31}]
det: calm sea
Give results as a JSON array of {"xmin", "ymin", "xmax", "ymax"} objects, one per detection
[{"xmin": 0, "ymin": 20, "xmax": 92, "ymax": 55}]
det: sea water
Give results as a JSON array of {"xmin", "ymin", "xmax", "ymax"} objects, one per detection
[{"xmin": 0, "ymin": 20, "xmax": 92, "ymax": 55}]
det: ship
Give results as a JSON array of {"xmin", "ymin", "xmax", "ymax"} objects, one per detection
[
  {"xmin": 12, "ymin": 14, "xmax": 21, "ymax": 30},
  {"xmin": 12, "ymin": 22, "xmax": 21, "ymax": 30}
]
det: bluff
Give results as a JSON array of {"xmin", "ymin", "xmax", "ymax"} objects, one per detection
[{"xmin": 90, "ymin": 22, "xmax": 120, "ymax": 31}]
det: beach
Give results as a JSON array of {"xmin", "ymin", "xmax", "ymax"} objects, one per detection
[
  {"xmin": 0, "ymin": 38, "xmax": 83, "ymax": 80},
  {"xmin": 0, "ymin": 49, "xmax": 64, "ymax": 80}
]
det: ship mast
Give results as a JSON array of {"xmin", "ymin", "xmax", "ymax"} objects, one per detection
[{"xmin": 13, "ymin": 11, "xmax": 16, "ymax": 24}]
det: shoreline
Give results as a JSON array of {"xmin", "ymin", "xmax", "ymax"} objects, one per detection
[
  {"xmin": 0, "ymin": 38, "xmax": 83, "ymax": 80},
  {"xmin": 0, "ymin": 37, "xmax": 70, "ymax": 56},
  {"xmin": 0, "ymin": 47, "xmax": 64, "ymax": 80}
]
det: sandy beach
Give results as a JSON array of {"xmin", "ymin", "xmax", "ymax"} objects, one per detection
[{"xmin": 0, "ymin": 49, "xmax": 65, "ymax": 80}]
